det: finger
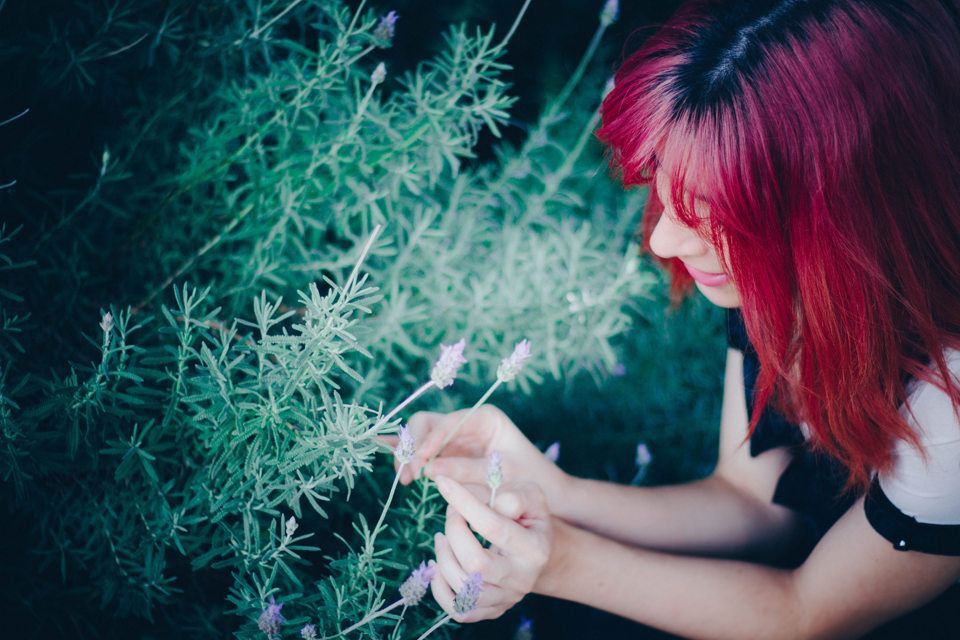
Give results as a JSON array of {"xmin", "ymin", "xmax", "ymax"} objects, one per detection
[
  {"xmin": 379, "ymin": 435, "xmax": 399, "ymax": 448},
  {"xmin": 406, "ymin": 411, "xmax": 444, "ymax": 440},
  {"xmin": 450, "ymin": 584, "xmax": 512, "ymax": 622},
  {"xmin": 416, "ymin": 407, "xmax": 495, "ymax": 460},
  {"xmin": 445, "ymin": 504, "xmax": 498, "ymax": 582},
  {"xmin": 435, "ymin": 476, "xmax": 545, "ymax": 557},
  {"xmin": 434, "ymin": 532, "xmax": 468, "ymax": 592},
  {"xmin": 436, "ymin": 476, "xmax": 524, "ymax": 553},
  {"xmin": 429, "ymin": 557, "xmax": 458, "ymax": 617},
  {"xmin": 423, "ymin": 456, "xmax": 489, "ymax": 485},
  {"xmin": 490, "ymin": 489, "xmax": 526, "ymax": 521}
]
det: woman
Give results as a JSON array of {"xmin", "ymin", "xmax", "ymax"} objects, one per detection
[{"xmin": 397, "ymin": 0, "xmax": 960, "ymax": 637}]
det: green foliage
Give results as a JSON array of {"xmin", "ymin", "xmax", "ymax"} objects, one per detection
[{"xmin": 0, "ymin": 0, "xmax": 720, "ymax": 637}]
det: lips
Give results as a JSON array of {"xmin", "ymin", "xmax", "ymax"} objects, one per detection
[{"xmin": 683, "ymin": 263, "xmax": 730, "ymax": 287}]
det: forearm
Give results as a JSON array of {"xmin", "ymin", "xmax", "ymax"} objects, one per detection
[
  {"xmin": 552, "ymin": 472, "xmax": 797, "ymax": 559},
  {"xmin": 535, "ymin": 518, "xmax": 807, "ymax": 640}
]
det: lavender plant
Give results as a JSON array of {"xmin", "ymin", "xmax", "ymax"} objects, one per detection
[{"xmin": 0, "ymin": 0, "xmax": 659, "ymax": 636}]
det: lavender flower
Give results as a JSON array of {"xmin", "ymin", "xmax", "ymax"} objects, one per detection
[
  {"xmin": 373, "ymin": 11, "xmax": 399, "ymax": 48},
  {"xmin": 285, "ymin": 516, "xmax": 298, "ymax": 539},
  {"xmin": 485, "ymin": 451, "xmax": 503, "ymax": 491},
  {"xmin": 600, "ymin": 0, "xmax": 619, "ymax": 26},
  {"xmin": 544, "ymin": 441, "xmax": 560, "ymax": 463},
  {"xmin": 371, "ymin": 62, "xmax": 387, "ymax": 85},
  {"xmin": 496, "ymin": 339, "xmax": 530, "ymax": 382},
  {"xmin": 636, "ymin": 443, "xmax": 652, "ymax": 467},
  {"xmin": 394, "ymin": 425, "xmax": 416, "ymax": 464},
  {"xmin": 301, "ymin": 624, "xmax": 317, "ymax": 640},
  {"xmin": 430, "ymin": 339, "xmax": 467, "ymax": 388},
  {"xmin": 399, "ymin": 561, "xmax": 436, "ymax": 606},
  {"xmin": 100, "ymin": 312, "xmax": 114, "ymax": 336},
  {"xmin": 630, "ymin": 443, "xmax": 653, "ymax": 485},
  {"xmin": 515, "ymin": 617, "xmax": 534, "ymax": 640},
  {"xmin": 258, "ymin": 596, "xmax": 285, "ymax": 639},
  {"xmin": 453, "ymin": 572, "xmax": 483, "ymax": 615}
]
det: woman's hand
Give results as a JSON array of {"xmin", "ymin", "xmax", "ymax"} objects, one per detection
[
  {"xmin": 430, "ymin": 475, "xmax": 552, "ymax": 621},
  {"xmin": 392, "ymin": 405, "xmax": 572, "ymax": 508}
]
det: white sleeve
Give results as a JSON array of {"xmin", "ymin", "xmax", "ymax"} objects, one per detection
[{"xmin": 878, "ymin": 351, "xmax": 960, "ymax": 525}]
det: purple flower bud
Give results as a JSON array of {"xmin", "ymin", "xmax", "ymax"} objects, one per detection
[
  {"xmin": 544, "ymin": 441, "xmax": 560, "ymax": 463},
  {"xmin": 515, "ymin": 617, "xmax": 534, "ymax": 640},
  {"xmin": 394, "ymin": 425, "xmax": 416, "ymax": 464},
  {"xmin": 636, "ymin": 443, "xmax": 652, "ymax": 467},
  {"xmin": 100, "ymin": 312, "xmax": 114, "ymax": 336},
  {"xmin": 301, "ymin": 624, "xmax": 317, "ymax": 640},
  {"xmin": 258, "ymin": 596, "xmax": 285, "ymax": 639},
  {"xmin": 497, "ymin": 339, "xmax": 531, "ymax": 382},
  {"xmin": 453, "ymin": 572, "xmax": 483, "ymax": 615},
  {"xmin": 431, "ymin": 339, "xmax": 467, "ymax": 388},
  {"xmin": 600, "ymin": 0, "xmax": 619, "ymax": 26},
  {"xmin": 485, "ymin": 450, "xmax": 503, "ymax": 491},
  {"xmin": 371, "ymin": 62, "xmax": 386, "ymax": 84},
  {"xmin": 399, "ymin": 561, "xmax": 436, "ymax": 606},
  {"xmin": 373, "ymin": 11, "xmax": 399, "ymax": 48}
]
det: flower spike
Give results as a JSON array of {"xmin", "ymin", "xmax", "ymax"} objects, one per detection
[
  {"xmin": 497, "ymin": 339, "xmax": 530, "ymax": 382},
  {"xmin": 431, "ymin": 339, "xmax": 467, "ymax": 389},
  {"xmin": 454, "ymin": 572, "xmax": 483, "ymax": 615}
]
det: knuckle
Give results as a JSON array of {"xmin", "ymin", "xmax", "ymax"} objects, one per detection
[
  {"xmin": 487, "ymin": 520, "xmax": 507, "ymax": 542},
  {"xmin": 462, "ymin": 555, "xmax": 488, "ymax": 575},
  {"xmin": 529, "ymin": 546, "xmax": 549, "ymax": 568}
]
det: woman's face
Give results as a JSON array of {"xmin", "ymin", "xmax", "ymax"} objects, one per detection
[{"xmin": 649, "ymin": 172, "xmax": 742, "ymax": 308}]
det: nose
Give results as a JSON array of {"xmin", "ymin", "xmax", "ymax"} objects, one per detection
[{"xmin": 648, "ymin": 210, "xmax": 709, "ymax": 260}]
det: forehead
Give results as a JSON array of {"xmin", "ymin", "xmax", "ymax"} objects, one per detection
[{"xmin": 653, "ymin": 166, "xmax": 713, "ymax": 210}]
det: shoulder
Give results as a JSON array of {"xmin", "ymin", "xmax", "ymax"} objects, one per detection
[{"xmin": 868, "ymin": 350, "xmax": 960, "ymax": 553}]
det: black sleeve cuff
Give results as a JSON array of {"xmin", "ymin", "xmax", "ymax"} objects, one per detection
[{"xmin": 865, "ymin": 480, "xmax": 960, "ymax": 556}]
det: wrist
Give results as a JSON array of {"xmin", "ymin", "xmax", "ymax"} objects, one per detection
[
  {"xmin": 544, "ymin": 469, "xmax": 584, "ymax": 521},
  {"xmin": 533, "ymin": 517, "xmax": 582, "ymax": 598}
]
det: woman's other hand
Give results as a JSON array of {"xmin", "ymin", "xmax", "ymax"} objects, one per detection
[{"xmin": 430, "ymin": 476, "xmax": 552, "ymax": 621}]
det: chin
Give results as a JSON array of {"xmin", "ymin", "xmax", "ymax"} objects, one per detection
[{"xmin": 695, "ymin": 282, "xmax": 741, "ymax": 308}]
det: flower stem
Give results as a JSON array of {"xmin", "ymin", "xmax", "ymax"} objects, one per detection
[
  {"xmin": 630, "ymin": 465, "xmax": 648, "ymax": 486},
  {"xmin": 391, "ymin": 604, "xmax": 408, "ymax": 637},
  {"xmin": 415, "ymin": 614, "xmax": 452, "ymax": 640},
  {"xmin": 548, "ymin": 19, "xmax": 609, "ymax": 118},
  {"xmin": 343, "ymin": 224, "xmax": 382, "ymax": 295},
  {"xmin": 361, "ymin": 380, "xmax": 436, "ymax": 439},
  {"xmin": 488, "ymin": 486, "xmax": 497, "ymax": 510},
  {"xmin": 364, "ymin": 463, "xmax": 405, "ymax": 560},
  {"xmin": 344, "ymin": 44, "xmax": 376, "ymax": 68},
  {"xmin": 499, "ymin": 0, "xmax": 533, "ymax": 49},
  {"xmin": 248, "ymin": 0, "xmax": 305, "ymax": 40},
  {"xmin": 321, "ymin": 598, "xmax": 405, "ymax": 639},
  {"xmin": 434, "ymin": 379, "xmax": 502, "ymax": 458}
]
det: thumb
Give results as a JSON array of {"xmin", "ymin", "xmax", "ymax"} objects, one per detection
[{"xmin": 492, "ymin": 483, "xmax": 550, "ymax": 524}]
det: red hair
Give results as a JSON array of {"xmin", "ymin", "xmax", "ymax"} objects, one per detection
[{"xmin": 598, "ymin": 0, "xmax": 960, "ymax": 489}]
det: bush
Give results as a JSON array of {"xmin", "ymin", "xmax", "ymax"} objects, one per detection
[{"xmin": 0, "ymin": 0, "xmax": 720, "ymax": 637}]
